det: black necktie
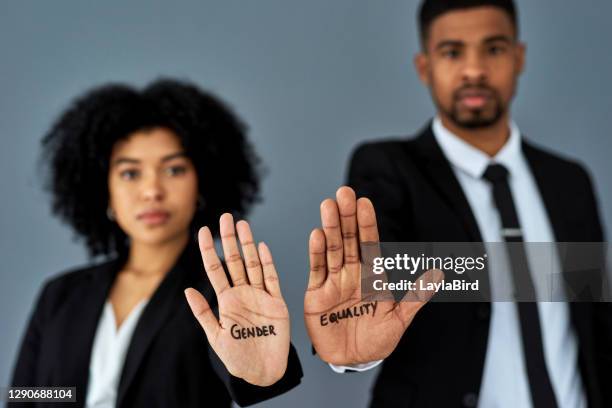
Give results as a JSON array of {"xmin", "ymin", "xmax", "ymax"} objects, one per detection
[{"xmin": 482, "ymin": 163, "xmax": 559, "ymax": 408}]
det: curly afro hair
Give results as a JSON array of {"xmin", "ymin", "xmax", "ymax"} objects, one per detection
[{"xmin": 41, "ymin": 78, "xmax": 262, "ymax": 257}]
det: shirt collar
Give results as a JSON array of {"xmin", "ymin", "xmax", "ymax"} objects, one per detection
[{"xmin": 432, "ymin": 115, "xmax": 522, "ymax": 179}]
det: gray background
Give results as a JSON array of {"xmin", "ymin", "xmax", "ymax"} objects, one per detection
[{"xmin": 1, "ymin": 1, "xmax": 611, "ymax": 406}]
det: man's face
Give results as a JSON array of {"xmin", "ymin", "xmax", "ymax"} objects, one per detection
[{"xmin": 414, "ymin": 6, "xmax": 525, "ymax": 129}]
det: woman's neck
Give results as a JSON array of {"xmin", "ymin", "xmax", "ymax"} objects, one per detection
[{"xmin": 124, "ymin": 232, "xmax": 189, "ymax": 277}]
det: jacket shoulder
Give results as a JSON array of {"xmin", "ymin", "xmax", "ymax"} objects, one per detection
[
  {"xmin": 523, "ymin": 139, "xmax": 592, "ymax": 179},
  {"xmin": 37, "ymin": 258, "xmax": 119, "ymax": 312},
  {"xmin": 350, "ymin": 122, "xmax": 432, "ymax": 161},
  {"xmin": 44, "ymin": 259, "xmax": 115, "ymax": 290},
  {"xmin": 350, "ymin": 137, "xmax": 415, "ymax": 159}
]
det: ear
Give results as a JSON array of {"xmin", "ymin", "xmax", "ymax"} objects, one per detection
[
  {"xmin": 514, "ymin": 42, "xmax": 526, "ymax": 75},
  {"xmin": 414, "ymin": 52, "xmax": 431, "ymax": 86}
]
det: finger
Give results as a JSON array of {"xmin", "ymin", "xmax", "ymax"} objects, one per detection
[
  {"xmin": 356, "ymin": 197, "xmax": 379, "ymax": 244},
  {"xmin": 219, "ymin": 213, "xmax": 248, "ymax": 286},
  {"xmin": 320, "ymin": 198, "xmax": 343, "ymax": 275},
  {"xmin": 185, "ymin": 287, "xmax": 220, "ymax": 342},
  {"xmin": 308, "ymin": 228, "xmax": 327, "ymax": 290},
  {"xmin": 236, "ymin": 220, "xmax": 264, "ymax": 290},
  {"xmin": 336, "ymin": 186, "xmax": 359, "ymax": 268},
  {"xmin": 356, "ymin": 198, "xmax": 381, "ymax": 280},
  {"xmin": 198, "ymin": 226, "xmax": 230, "ymax": 295},
  {"xmin": 258, "ymin": 242, "xmax": 282, "ymax": 297}
]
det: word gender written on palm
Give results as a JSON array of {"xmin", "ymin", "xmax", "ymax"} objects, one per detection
[{"xmin": 185, "ymin": 213, "xmax": 291, "ymax": 387}]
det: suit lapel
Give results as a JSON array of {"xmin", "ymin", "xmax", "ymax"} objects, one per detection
[
  {"xmin": 522, "ymin": 143, "xmax": 591, "ymax": 298},
  {"xmin": 57, "ymin": 258, "xmax": 122, "ymax": 408},
  {"xmin": 523, "ymin": 141, "xmax": 601, "ymax": 404},
  {"xmin": 522, "ymin": 142, "xmax": 569, "ymax": 242},
  {"xmin": 116, "ymin": 241, "xmax": 202, "ymax": 406},
  {"xmin": 411, "ymin": 124, "xmax": 492, "ymax": 300},
  {"xmin": 412, "ymin": 125, "xmax": 484, "ymax": 243}
]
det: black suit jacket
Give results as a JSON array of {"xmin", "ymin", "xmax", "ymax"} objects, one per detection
[
  {"xmin": 10, "ymin": 241, "xmax": 302, "ymax": 407},
  {"xmin": 347, "ymin": 122, "xmax": 612, "ymax": 408}
]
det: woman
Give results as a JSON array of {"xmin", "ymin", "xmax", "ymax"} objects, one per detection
[{"xmin": 10, "ymin": 79, "xmax": 302, "ymax": 407}]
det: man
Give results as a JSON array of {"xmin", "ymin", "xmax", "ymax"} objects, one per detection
[{"xmin": 303, "ymin": 1, "xmax": 612, "ymax": 407}]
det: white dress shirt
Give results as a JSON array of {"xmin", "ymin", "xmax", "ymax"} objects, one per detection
[
  {"xmin": 432, "ymin": 117, "xmax": 586, "ymax": 408},
  {"xmin": 333, "ymin": 117, "xmax": 586, "ymax": 408},
  {"xmin": 85, "ymin": 299, "xmax": 149, "ymax": 408}
]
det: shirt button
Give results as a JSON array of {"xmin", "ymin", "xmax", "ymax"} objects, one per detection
[
  {"xmin": 476, "ymin": 304, "xmax": 490, "ymax": 320},
  {"xmin": 462, "ymin": 392, "xmax": 478, "ymax": 407}
]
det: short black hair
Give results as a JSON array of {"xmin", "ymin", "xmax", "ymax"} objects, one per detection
[
  {"xmin": 418, "ymin": 0, "xmax": 518, "ymax": 47},
  {"xmin": 41, "ymin": 78, "xmax": 262, "ymax": 257}
]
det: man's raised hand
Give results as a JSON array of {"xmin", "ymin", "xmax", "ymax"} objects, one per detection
[{"xmin": 304, "ymin": 187, "xmax": 440, "ymax": 365}]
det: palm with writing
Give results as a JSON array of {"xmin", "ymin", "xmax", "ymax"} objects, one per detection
[
  {"xmin": 304, "ymin": 187, "xmax": 440, "ymax": 365},
  {"xmin": 185, "ymin": 213, "xmax": 290, "ymax": 386}
]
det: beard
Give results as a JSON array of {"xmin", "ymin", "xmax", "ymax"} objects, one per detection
[{"xmin": 435, "ymin": 84, "xmax": 506, "ymax": 129}]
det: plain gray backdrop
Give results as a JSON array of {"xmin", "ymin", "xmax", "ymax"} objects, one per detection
[{"xmin": 1, "ymin": 1, "xmax": 611, "ymax": 406}]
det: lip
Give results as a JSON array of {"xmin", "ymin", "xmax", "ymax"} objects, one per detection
[
  {"xmin": 137, "ymin": 209, "xmax": 171, "ymax": 226},
  {"xmin": 459, "ymin": 95, "xmax": 489, "ymax": 109},
  {"xmin": 456, "ymin": 88, "xmax": 492, "ymax": 109}
]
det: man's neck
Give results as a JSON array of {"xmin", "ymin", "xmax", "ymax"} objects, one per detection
[{"xmin": 439, "ymin": 113, "xmax": 510, "ymax": 157}]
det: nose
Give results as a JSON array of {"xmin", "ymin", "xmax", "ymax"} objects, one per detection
[
  {"xmin": 462, "ymin": 50, "xmax": 487, "ymax": 84},
  {"xmin": 141, "ymin": 174, "xmax": 165, "ymax": 202}
]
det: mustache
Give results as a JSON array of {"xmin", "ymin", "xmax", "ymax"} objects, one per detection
[{"xmin": 453, "ymin": 84, "xmax": 497, "ymax": 100}]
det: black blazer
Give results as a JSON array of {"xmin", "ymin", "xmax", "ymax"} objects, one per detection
[
  {"xmin": 347, "ymin": 122, "xmax": 612, "ymax": 408},
  {"xmin": 10, "ymin": 241, "xmax": 302, "ymax": 407}
]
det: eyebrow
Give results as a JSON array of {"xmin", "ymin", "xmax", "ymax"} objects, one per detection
[
  {"xmin": 435, "ymin": 40, "xmax": 464, "ymax": 51},
  {"xmin": 434, "ymin": 34, "xmax": 514, "ymax": 51},
  {"xmin": 112, "ymin": 151, "xmax": 188, "ymax": 166},
  {"xmin": 483, "ymin": 34, "xmax": 513, "ymax": 44}
]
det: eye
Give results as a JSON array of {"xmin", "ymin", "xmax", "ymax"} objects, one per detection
[
  {"xmin": 119, "ymin": 169, "xmax": 140, "ymax": 180},
  {"xmin": 442, "ymin": 48, "xmax": 461, "ymax": 59},
  {"xmin": 165, "ymin": 165, "xmax": 187, "ymax": 176},
  {"xmin": 488, "ymin": 45, "xmax": 506, "ymax": 55}
]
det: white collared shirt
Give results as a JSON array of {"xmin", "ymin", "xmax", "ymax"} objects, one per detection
[
  {"xmin": 85, "ymin": 299, "xmax": 149, "ymax": 408},
  {"xmin": 333, "ymin": 117, "xmax": 586, "ymax": 408},
  {"xmin": 433, "ymin": 116, "xmax": 586, "ymax": 408}
]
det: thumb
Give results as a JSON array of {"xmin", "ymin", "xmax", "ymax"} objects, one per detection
[{"xmin": 185, "ymin": 287, "xmax": 220, "ymax": 343}]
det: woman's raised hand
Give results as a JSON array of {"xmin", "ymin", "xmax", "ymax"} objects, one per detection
[{"xmin": 185, "ymin": 214, "xmax": 290, "ymax": 386}]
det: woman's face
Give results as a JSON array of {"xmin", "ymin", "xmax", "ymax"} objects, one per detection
[{"xmin": 108, "ymin": 127, "xmax": 198, "ymax": 247}]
